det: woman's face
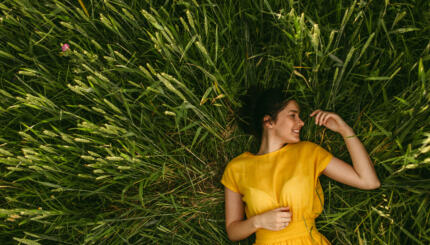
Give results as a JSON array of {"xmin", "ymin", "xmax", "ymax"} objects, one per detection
[{"xmin": 269, "ymin": 100, "xmax": 305, "ymax": 143}]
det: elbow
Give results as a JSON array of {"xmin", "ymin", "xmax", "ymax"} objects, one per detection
[
  {"xmin": 227, "ymin": 235, "xmax": 238, "ymax": 242},
  {"xmin": 225, "ymin": 230, "xmax": 233, "ymax": 242},
  {"xmin": 226, "ymin": 224, "xmax": 239, "ymax": 242},
  {"xmin": 227, "ymin": 232, "xmax": 240, "ymax": 242},
  {"xmin": 372, "ymin": 180, "xmax": 381, "ymax": 189},
  {"xmin": 226, "ymin": 221, "xmax": 248, "ymax": 242},
  {"xmin": 364, "ymin": 180, "xmax": 381, "ymax": 190}
]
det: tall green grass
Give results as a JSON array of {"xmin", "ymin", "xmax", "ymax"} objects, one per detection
[{"xmin": 0, "ymin": 0, "xmax": 429, "ymax": 244}]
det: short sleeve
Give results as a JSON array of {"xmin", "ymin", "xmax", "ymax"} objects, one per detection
[
  {"xmin": 314, "ymin": 144, "xmax": 333, "ymax": 177},
  {"xmin": 220, "ymin": 162, "xmax": 240, "ymax": 193}
]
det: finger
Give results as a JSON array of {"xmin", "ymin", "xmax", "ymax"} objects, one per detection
[
  {"xmin": 315, "ymin": 112, "xmax": 321, "ymax": 125},
  {"xmin": 277, "ymin": 222, "xmax": 288, "ymax": 230},
  {"xmin": 277, "ymin": 224, "xmax": 286, "ymax": 230},
  {"xmin": 323, "ymin": 114, "xmax": 332, "ymax": 125},
  {"xmin": 281, "ymin": 216, "xmax": 291, "ymax": 222},
  {"xmin": 309, "ymin": 109, "xmax": 321, "ymax": 117},
  {"xmin": 280, "ymin": 212, "xmax": 292, "ymax": 219},
  {"xmin": 311, "ymin": 109, "xmax": 322, "ymax": 117},
  {"xmin": 320, "ymin": 113, "xmax": 329, "ymax": 126},
  {"xmin": 315, "ymin": 111, "xmax": 324, "ymax": 125},
  {"xmin": 275, "ymin": 207, "xmax": 289, "ymax": 213},
  {"xmin": 313, "ymin": 111, "xmax": 319, "ymax": 124},
  {"xmin": 319, "ymin": 112, "xmax": 328, "ymax": 126},
  {"xmin": 277, "ymin": 206, "xmax": 290, "ymax": 211}
]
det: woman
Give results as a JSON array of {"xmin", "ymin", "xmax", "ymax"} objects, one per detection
[{"xmin": 221, "ymin": 86, "xmax": 380, "ymax": 244}]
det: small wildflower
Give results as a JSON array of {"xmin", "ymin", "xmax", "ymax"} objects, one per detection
[
  {"xmin": 9, "ymin": 214, "xmax": 21, "ymax": 219},
  {"xmin": 164, "ymin": 110, "xmax": 176, "ymax": 116},
  {"xmin": 6, "ymin": 217, "xmax": 15, "ymax": 222},
  {"xmin": 62, "ymin": 43, "xmax": 70, "ymax": 52},
  {"xmin": 106, "ymin": 156, "xmax": 123, "ymax": 161}
]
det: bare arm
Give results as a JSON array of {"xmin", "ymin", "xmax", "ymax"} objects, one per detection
[
  {"xmin": 322, "ymin": 126, "xmax": 381, "ymax": 189},
  {"xmin": 224, "ymin": 187, "xmax": 291, "ymax": 241},
  {"xmin": 311, "ymin": 110, "xmax": 381, "ymax": 189},
  {"xmin": 224, "ymin": 187, "xmax": 258, "ymax": 241}
]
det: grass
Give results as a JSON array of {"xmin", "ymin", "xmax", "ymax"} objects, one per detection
[{"xmin": 0, "ymin": 0, "xmax": 429, "ymax": 244}]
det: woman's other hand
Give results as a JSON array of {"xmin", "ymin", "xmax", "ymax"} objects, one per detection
[
  {"xmin": 309, "ymin": 109, "xmax": 353, "ymax": 136},
  {"xmin": 254, "ymin": 207, "xmax": 292, "ymax": 231}
]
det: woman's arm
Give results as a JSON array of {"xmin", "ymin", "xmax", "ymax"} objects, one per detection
[
  {"xmin": 224, "ymin": 187, "xmax": 292, "ymax": 241},
  {"xmin": 310, "ymin": 110, "xmax": 381, "ymax": 189},
  {"xmin": 224, "ymin": 187, "xmax": 258, "ymax": 241}
]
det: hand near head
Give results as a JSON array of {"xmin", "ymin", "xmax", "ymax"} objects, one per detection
[
  {"xmin": 310, "ymin": 110, "xmax": 353, "ymax": 136},
  {"xmin": 254, "ymin": 207, "xmax": 292, "ymax": 231}
]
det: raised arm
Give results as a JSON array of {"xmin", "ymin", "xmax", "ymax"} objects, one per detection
[{"xmin": 310, "ymin": 110, "xmax": 381, "ymax": 190}]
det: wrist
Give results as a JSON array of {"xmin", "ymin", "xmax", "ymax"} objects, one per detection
[
  {"xmin": 250, "ymin": 215, "xmax": 261, "ymax": 230},
  {"xmin": 340, "ymin": 126, "xmax": 355, "ymax": 138}
]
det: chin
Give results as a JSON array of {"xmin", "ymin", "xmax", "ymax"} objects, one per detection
[{"xmin": 286, "ymin": 138, "xmax": 301, "ymax": 144}]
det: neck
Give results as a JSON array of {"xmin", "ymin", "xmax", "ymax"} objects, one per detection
[{"xmin": 256, "ymin": 132, "xmax": 287, "ymax": 155}]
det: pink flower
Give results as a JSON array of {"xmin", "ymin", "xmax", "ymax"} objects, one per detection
[{"xmin": 62, "ymin": 43, "xmax": 70, "ymax": 52}]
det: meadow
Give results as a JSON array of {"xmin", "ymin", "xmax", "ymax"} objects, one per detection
[{"xmin": 0, "ymin": 0, "xmax": 429, "ymax": 244}]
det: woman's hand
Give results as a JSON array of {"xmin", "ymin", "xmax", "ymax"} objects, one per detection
[
  {"xmin": 309, "ymin": 109, "xmax": 353, "ymax": 136},
  {"xmin": 253, "ymin": 207, "xmax": 292, "ymax": 231}
]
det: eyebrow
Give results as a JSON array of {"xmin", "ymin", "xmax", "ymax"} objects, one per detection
[{"xmin": 288, "ymin": 110, "xmax": 300, "ymax": 113}]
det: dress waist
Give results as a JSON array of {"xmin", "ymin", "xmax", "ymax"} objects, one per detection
[{"xmin": 255, "ymin": 218, "xmax": 319, "ymax": 243}]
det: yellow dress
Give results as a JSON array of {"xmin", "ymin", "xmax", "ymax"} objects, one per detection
[{"xmin": 221, "ymin": 141, "xmax": 333, "ymax": 245}]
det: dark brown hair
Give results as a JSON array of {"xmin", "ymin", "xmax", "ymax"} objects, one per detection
[{"xmin": 236, "ymin": 84, "xmax": 296, "ymax": 144}]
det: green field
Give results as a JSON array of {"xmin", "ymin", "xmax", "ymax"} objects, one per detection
[{"xmin": 0, "ymin": 0, "xmax": 429, "ymax": 244}]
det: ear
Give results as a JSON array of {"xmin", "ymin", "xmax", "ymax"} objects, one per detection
[{"xmin": 262, "ymin": 115, "xmax": 274, "ymax": 128}]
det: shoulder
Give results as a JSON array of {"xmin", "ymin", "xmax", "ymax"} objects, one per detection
[
  {"xmin": 291, "ymin": 141, "xmax": 331, "ymax": 154},
  {"xmin": 291, "ymin": 140, "xmax": 319, "ymax": 150},
  {"xmin": 223, "ymin": 152, "xmax": 250, "ymax": 170}
]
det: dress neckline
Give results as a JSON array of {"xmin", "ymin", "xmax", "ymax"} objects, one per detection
[{"xmin": 245, "ymin": 143, "xmax": 292, "ymax": 157}]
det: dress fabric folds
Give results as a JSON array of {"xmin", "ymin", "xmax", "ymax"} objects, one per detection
[{"xmin": 221, "ymin": 141, "xmax": 333, "ymax": 245}]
